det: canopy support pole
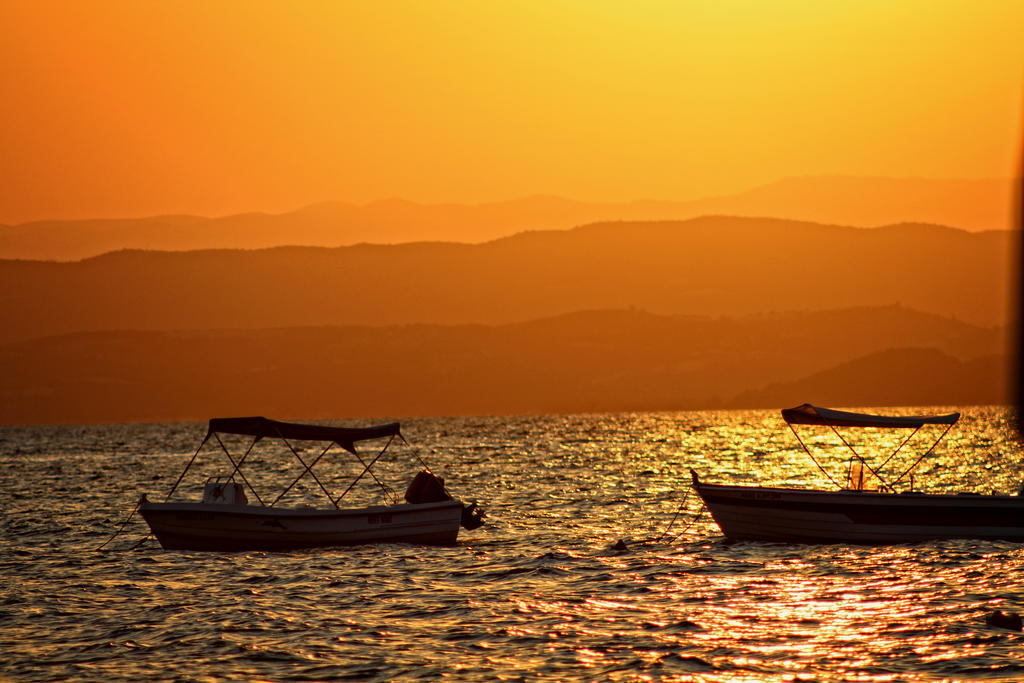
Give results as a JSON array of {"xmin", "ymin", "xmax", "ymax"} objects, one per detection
[
  {"xmin": 274, "ymin": 432, "xmax": 339, "ymax": 509},
  {"xmin": 213, "ymin": 432, "xmax": 265, "ymax": 506},
  {"xmin": 164, "ymin": 433, "xmax": 211, "ymax": 502},
  {"xmin": 337, "ymin": 435, "xmax": 397, "ymax": 505},
  {"xmin": 349, "ymin": 445, "xmax": 397, "ymax": 505},
  {"xmin": 890, "ymin": 423, "xmax": 955, "ymax": 489},
  {"xmin": 788, "ymin": 423, "xmax": 842, "ymax": 490},
  {"xmin": 398, "ymin": 434, "xmax": 453, "ymax": 497},
  {"xmin": 225, "ymin": 436, "xmax": 260, "ymax": 486},
  {"xmin": 401, "ymin": 433, "xmax": 431, "ymax": 470},
  {"xmin": 271, "ymin": 441, "xmax": 336, "ymax": 508},
  {"xmin": 828, "ymin": 425, "xmax": 892, "ymax": 492},
  {"xmin": 875, "ymin": 426, "xmax": 921, "ymax": 473}
]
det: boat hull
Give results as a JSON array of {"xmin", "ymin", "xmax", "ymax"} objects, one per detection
[
  {"xmin": 139, "ymin": 499, "xmax": 465, "ymax": 551},
  {"xmin": 693, "ymin": 481, "xmax": 1024, "ymax": 544}
]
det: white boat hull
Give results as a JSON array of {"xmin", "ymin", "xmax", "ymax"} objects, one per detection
[
  {"xmin": 140, "ymin": 499, "xmax": 465, "ymax": 551},
  {"xmin": 693, "ymin": 481, "xmax": 1024, "ymax": 544}
]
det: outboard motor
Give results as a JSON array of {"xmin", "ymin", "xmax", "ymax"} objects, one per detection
[{"xmin": 460, "ymin": 501, "xmax": 485, "ymax": 530}]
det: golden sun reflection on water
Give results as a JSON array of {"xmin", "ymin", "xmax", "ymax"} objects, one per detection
[{"xmin": 4, "ymin": 408, "xmax": 1024, "ymax": 681}]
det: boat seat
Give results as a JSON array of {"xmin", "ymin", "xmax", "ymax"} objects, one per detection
[{"xmin": 202, "ymin": 480, "xmax": 248, "ymax": 505}]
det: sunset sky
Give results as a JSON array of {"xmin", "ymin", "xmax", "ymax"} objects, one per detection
[{"xmin": 1, "ymin": 0, "xmax": 1022, "ymax": 225}]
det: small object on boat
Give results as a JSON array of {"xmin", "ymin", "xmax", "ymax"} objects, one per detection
[
  {"xmin": 138, "ymin": 417, "xmax": 483, "ymax": 551},
  {"xmin": 985, "ymin": 610, "xmax": 1023, "ymax": 631},
  {"xmin": 202, "ymin": 480, "xmax": 248, "ymax": 505},
  {"xmin": 692, "ymin": 404, "xmax": 1024, "ymax": 544},
  {"xmin": 405, "ymin": 470, "xmax": 450, "ymax": 504},
  {"xmin": 404, "ymin": 469, "xmax": 485, "ymax": 530}
]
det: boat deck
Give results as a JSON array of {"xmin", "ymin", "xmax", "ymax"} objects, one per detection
[
  {"xmin": 695, "ymin": 482, "xmax": 1024, "ymax": 543},
  {"xmin": 140, "ymin": 499, "xmax": 465, "ymax": 551}
]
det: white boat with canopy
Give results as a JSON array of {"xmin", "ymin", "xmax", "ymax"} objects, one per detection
[
  {"xmin": 139, "ymin": 417, "xmax": 483, "ymax": 551},
  {"xmin": 691, "ymin": 404, "xmax": 1024, "ymax": 544}
]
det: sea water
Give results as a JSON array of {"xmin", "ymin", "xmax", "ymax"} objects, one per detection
[{"xmin": 2, "ymin": 407, "xmax": 1023, "ymax": 681}]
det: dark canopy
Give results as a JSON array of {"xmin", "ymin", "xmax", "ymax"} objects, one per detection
[
  {"xmin": 207, "ymin": 417, "xmax": 401, "ymax": 454},
  {"xmin": 782, "ymin": 404, "xmax": 960, "ymax": 429}
]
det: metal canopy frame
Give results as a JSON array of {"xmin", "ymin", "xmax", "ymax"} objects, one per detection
[
  {"xmin": 786, "ymin": 416, "xmax": 956, "ymax": 493},
  {"xmin": 162, "ymin": 420, "xmax": 409, "ymax": 508}
]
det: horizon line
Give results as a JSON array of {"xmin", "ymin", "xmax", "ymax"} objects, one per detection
[{"xmin": 3, "ymin": 174, "xmax": 1018, "ymax": 227}]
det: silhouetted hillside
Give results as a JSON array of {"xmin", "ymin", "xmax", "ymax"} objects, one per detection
[
  {"xmin": 683, "ymin": 176, "xmax": 1015, "ymax": 236},
  {"xmin": 0, "ymin": 177, "xmax": 1014, "ymax": 260},
  {"xmin": 731, "ymin": 348, "xmax": 1007, "ymax": 409},
  {"xmin": 0, "ymin": 307, "xmax": 1006, "ymax": 425},
  {"xmin": 0, "ymin": 217, "xmax": 1010, "ymax": 344}
]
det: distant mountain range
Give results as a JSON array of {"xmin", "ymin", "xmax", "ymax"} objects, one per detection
[
  {"xmin": 0, "ymin": 306, "xmax": 1007, "ymax": 425},
  {"xmin": 0, "ymin": 176, "xmax": 1015, "ymax": 261},
  {"xmin": 732, "ymin": 347, "xmax": 1005, "ymax": 409},
  {"xmin": 3, "ymin": 202, "xmax": 1010, "ymax": 424},
  {"xmin": 0, "ymin": 216, "xmax": 1011, "ymax": 347}
]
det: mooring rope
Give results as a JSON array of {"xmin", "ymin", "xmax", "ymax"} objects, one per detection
[
  {"xmin": 671, "ymin": 503, "xmax": 706, "ymax": 542},
  {"xmin": 651, "ymin": 487, "xmax": 691, "ymax": 544},
  {"xmin": 626, "ymin": 483, "xmax": 707, "ymax": 548},
  {"xmin": 128, "ymin": 533, "xmax": 152, "ymax": 550},
  {"xmin": 95, "ymin": 495, "xmax": 144, "ymax": 551}
]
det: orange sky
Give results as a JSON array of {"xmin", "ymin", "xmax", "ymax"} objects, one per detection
[{"xmin": 1, "ymin": 0, "xmax": 1022, "ymax": 225}]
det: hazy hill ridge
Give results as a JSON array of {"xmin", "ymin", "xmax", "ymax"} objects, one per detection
[
  {"xmin": 0, "ymin": 176, "xmax": 1014, "ymax": 261},
  {"xmin": 0, "ymin": 307, "xmax": 1006, "ymax": 425},
  {"xmin": 0, "ymin": 216, "xmax": 1011, "ymax": 345},
  {"xmin": 732, "ymin": 347, "xmax": 1005, "ymax": 410}
]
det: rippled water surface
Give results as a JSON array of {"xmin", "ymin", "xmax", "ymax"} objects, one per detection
[{"xmin": 3, "ymin": 407, "xmax": 1024, "ymax": 681}]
